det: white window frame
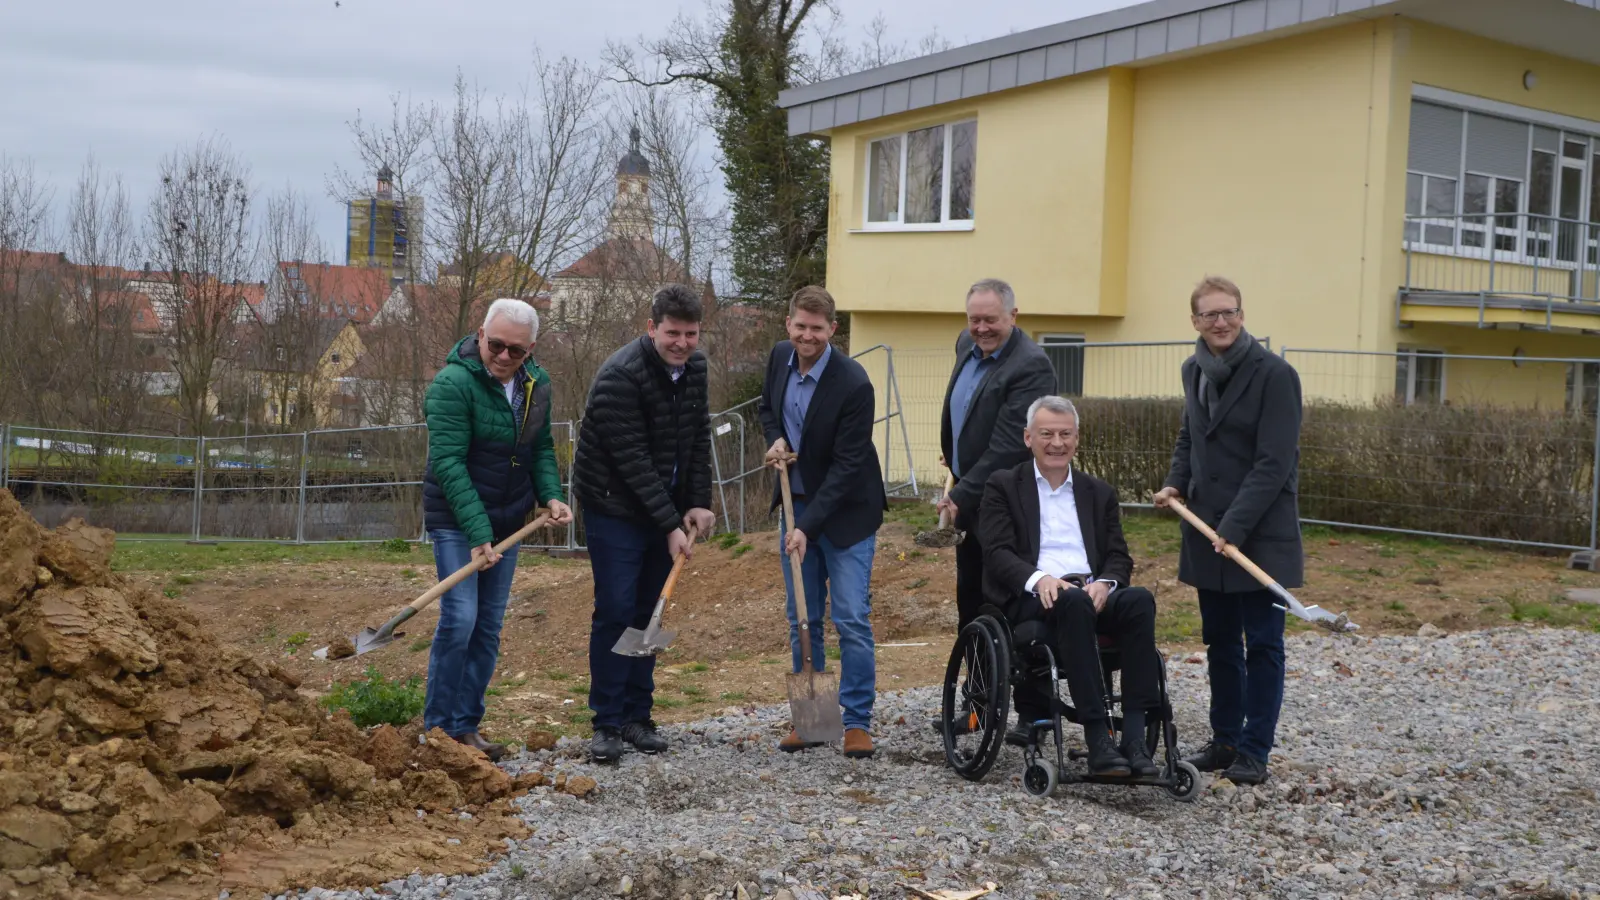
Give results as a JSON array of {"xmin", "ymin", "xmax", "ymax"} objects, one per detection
[
  {"xmin": 1396, "ymin": 348, "xmax": 1447, "ymax": 406},
  {"xmin": 1404, "ymin": 170, "xmax": 1460, "ymax": 255},
  {"xmin": 1459, "ymin": 171, "xmax": 1524, "ymax": 258},
  {"xmin": 860, "ymin": 118, "xmax": 977, "ymax": 233}
]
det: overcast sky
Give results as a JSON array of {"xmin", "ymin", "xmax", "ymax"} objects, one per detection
[{"xmin": 0, "ymin": 0, "xmax": 1136, "ymax": 265}]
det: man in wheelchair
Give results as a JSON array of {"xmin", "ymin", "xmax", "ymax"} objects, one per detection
[{"xmin": 978, "ymin": 394, "xmax": 1161, "ymax": 779}]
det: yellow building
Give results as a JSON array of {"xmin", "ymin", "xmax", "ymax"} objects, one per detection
[
  {"xmin": 347, "ymin": 166, "xmax": 421, "ymax": 285},
  {"xmin": 243, "ymin": 321, "xmax": 367, "ymax": 429},
  {"xmin": 779, "ymin": 0, "xmax": 1600, "ymax": 476}
]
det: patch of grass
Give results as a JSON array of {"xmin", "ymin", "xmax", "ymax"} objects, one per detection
[
  {"xmin": 1524, "ymin": 830, "xmax": 1543, "ymax": 846},
  {"xmin": 484, "ymin": 687, "xmax": 504, "ymax": 697},
  {"xmin": 568, "ymin": 682, "xmax": 589, "ymax": 695},
  {"xmin": 884, "ymin": 501, "xmax": 939, "ymax": 534},
  {"xmin": 759, "ymin": 657, "xmax": 781, "ymax": 666},
  {"xmin": 408, "ymin": 638, "xmax": 432, "ymax": 652},
  {"xmin": 1366, "ymin": 567, "xmax": 1386, "ymax": 577},
  {"xmin": 1377, "ymin": 547, "xmax": 1398, "ymax": 559},
  {"xmin": 262, "ymin": 624, "xmax": 279, "ymax": 643},
  {"xmin": 714, "ymin": 532, "xmax": 741, "ymax": 550},
  {"xmin": 284, "ymin": 631, "xmax": 311, "ymax": 651},
  {"xmin": 400, "ymin": 568, "xmax": 419, "ymax": 580},
  {"xmin": 1507, "ymin": 594, "xmax": 1600, "ymax": 629},
  {"xmin": 681, "ymin": 661, "xmax": 710, "ymax": 674},
  {"xmin": 545, "ymin": 670, "xmax": 571, "ymax": 681},
  {"xmin": 162, "ymin": 587, "xmax": 181, "ymax": 599},
  {"xmin": 720, "ymin": 692, "xmax": 747, "ymax": 701},
  {"xmin": 680, "ymin": 684, "xmax": 705, "ymax": 697},
  {"xmin": 1154, "ymin": 605, "xmax": 1202, "ymax": 645},
  {"xmin": 322, "ymin": 666, "xmax": 424, "ymax": 727},
  {"xmin": 906, "ymin": 577, "xmax": 929, "ymax": 590},
  {"xmin": 380, "ymin": 538, "xmax": 412, "ymax": 553},
  {"xmin": 171, "ymin": 573, "xmax": 199, "ymax": 585},
  {"xmin": 568, "ymin": 710, "xmax": 593, "ymax": 724},
  {"xmin": 727, "ymin": 651, "xmax": 751, "ymax": 661},
  {"xmin": 1386, "ymin": 600, "xmax": 1408, "ymax": 612},
  {"xmin": 509, "ymin": 863, "xmax": 527, "ymax": 879},
  {"xmin": 1413, "ymin": 576, "xmax": 1442, "ymax": 586},
  {"xmin": 113, "ymin": 540, "xmax": 397, "ymax": 574},
  {"xmin": 731, "ymin": 543, "xmax": 752, "ymax": 558},
  {"xmin": 825, "ymin": 646, "xmax": 842, "ymax": 661},
  {"xmin": 655, "ymin": 696, "xmax": 686, "ymax": 709},
  {"xmin": 908, "ymin": 550, "xmax": 925, "ymax": 560}
]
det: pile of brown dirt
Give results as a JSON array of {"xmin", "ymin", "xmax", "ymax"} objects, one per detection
[{"xmin": 0, "ymin": 490, "xmax": 566, "ymax": 899}]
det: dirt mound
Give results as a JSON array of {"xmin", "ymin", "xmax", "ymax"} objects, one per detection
[{"xmin": 0, "ymin": 490, "xmax": 568, "ymax": 899}]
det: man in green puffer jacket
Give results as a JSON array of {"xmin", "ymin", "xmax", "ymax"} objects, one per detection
[{"xmin": 421, "ymin": 298, "xmax": 574, "ymax": 761}]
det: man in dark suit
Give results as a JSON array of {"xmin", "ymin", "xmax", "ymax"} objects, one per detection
[
  {"xmin": 979, "ymin": 394, "xmax": 1161, "ymax": 778},
  {"xmin": 1155, "ymin": 275, "xmax": 1303, "ymax": 786},
  {"xmin": 937, "ymin": 278, "xmax": 1057, "ymax": 633},
  {"xmin": 758, "ymin": 286, "xmax": 887, "ymax": 760}
]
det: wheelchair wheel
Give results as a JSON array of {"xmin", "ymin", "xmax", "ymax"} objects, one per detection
[
  {"xmin": 1022, "ymin": 758, "xmax": 1058, "ymax": 798},
  {"xmin": 1165, "ymin": 760, "xmax": 1201, "ymax": 802},
  {"xmin": 940, "ymin": 617, "xmax": 1010, "ymax": 782}
]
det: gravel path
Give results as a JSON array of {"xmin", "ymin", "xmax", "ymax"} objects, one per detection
[{"xmin": 276, "ymin": 626, "xmax": 1600, "ymax": 900}]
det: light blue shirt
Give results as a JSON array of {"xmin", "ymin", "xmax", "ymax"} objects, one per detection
[
  {"xmin": 949, "ymin": 339, "xmax": 1005, "ymax": 476},
  {"xmin": 782, "ymin": 344, "xmax": 832, "ymax": 495}
]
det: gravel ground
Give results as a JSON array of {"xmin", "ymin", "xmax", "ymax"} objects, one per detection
[{"xmin": 266, "ymin": 626, "xmax": 1600, "ymax": 900}]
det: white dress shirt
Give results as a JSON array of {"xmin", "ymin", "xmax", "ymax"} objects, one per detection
[{"xmin": 1023, "ymin": 462, "xmax": 1118, "ymax": 594}]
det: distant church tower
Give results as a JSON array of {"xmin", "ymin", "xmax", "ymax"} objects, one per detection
[{"xmin": 609, "ymin": 125, "xmax": 654, "ymax": 241}]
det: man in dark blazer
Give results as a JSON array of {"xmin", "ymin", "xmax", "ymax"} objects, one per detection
[
  {"xmin": 980, "ymin": 394, "xmax": 1160, "ymax": 778},
  {"xmin": 758, "ymin": 285, "xmax": 886, "ymax": 760},
  {"xmin": 1155, "ymin": 275, "xmax": 1303, "ymax": 786},
  {"xmin": 937, "ymin": 278, "xmax": 1057, "ymax": 633}
]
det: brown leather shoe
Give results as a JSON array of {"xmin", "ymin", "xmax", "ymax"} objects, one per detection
[
  {"xmin": 455, "ymin": 731, "xmax": 506, "ymax": 762},
  {"xmin": 779, "ymin": 729, "xmax": 823, "ymax": 753},
  {"xmin": 843, "ymin": 728, "xmax": 875, "ymax": 759}
]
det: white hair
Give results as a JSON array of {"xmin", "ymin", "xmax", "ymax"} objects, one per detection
[
  {"xmin": 482, "ymin": 297, "xmax": 540, "ymax": 342},
  {"xmin": 967, "ymin": 277, "xmax": 1016, "ymax": 313},
  {"xmin": 1026, "ymin": 394, "xmax": 1080, "ymax": 429}
]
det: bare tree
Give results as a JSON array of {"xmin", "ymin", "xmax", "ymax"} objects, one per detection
[
  {"xmin": 502, "ymin": 54, "xmax": 614, "ymax": 300},
  {"xmin": 0, "ymin": 156, "xmax": 55, "ymax": 424},
  {"xmin": 56, "ymin": 157, "xmax": 154, "ymax": 434},
  {"xmin": 327, "ymin": 93, "xmax": 433, "ymax": 287},
  {"xmin": 144, "ymin": 137, "xmax": 254, "ymax": 437}
]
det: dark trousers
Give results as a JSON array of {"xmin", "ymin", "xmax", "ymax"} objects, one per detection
[
  {"xmin": 1199, "ymin": 587, "xmax": 1286, "ymax": 763},
  {"xmin": 1011, "ymin": 587, "xmax": 1159, "ymax": 727},
  {"xmin": 585, "ymin": 511, "xmax": 675, "ymax": 730},
  {"xmin": 954, "ymin": 524, "xmax": 986, "ymax": 631}
]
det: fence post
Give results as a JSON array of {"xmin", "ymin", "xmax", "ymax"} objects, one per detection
[
  {"xmin": 886, "ymin": 347, "xmax": 919, "ymax": 496},
  {"xmin": 192, "ymin": 436, "xmax": 204, "ymax": 541},
  {"xmin": 737, "ymin": 415, "xmax": 746, "ymax": 536},
  {"xmin": 0, "ymin": 423, "xmax": 8, "ymax": 493},
  {"xmin": 296, "ymin": 431, "xmax": 310, "ymax": 544},
  {"xmin": 1591, "ymin": 388, "xmax": 1600, "ymax": 551}
]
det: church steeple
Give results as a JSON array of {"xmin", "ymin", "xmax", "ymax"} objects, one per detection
[{"xmin": 608, "ymin": 123, "xmax": 654, "ymax": 240}]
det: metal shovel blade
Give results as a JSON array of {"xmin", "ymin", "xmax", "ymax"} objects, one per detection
[
  {"xmin": 913, "ymin": 527, "xmax": 965, "ymax": 549},
  {"xmin": 612, "ymin": 623, "xmax": 677, "ymax": 657},
  {"xmin": 786, "ymin": 668, "xmax": 844, "ymax": 744},
  {"xmin": 353, "ymin": 625, "xmax": 401, "ymax": 656},
  {"xmin": 1267, "ymin": 583, "xmax": 1360, "ymax": 634}
]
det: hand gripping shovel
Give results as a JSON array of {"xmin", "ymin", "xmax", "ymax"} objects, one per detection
[
  {"xmin": 318, "ymin": 510, "xmax": 554, "ymax": 658},
  {"xmin": 1163, "ymin": 497, "xmax": 1359, "ymax": 634},
  {"xmin": 777, "ymin": 456, "xmax": 845, "ymax": 744},
  {"xmin": 914, "ymin": 467, "xmax": 966, "ymax": 549},
  {"xmin": 611, "ymin": 521, "xmax": 697, "ymax": 657}
]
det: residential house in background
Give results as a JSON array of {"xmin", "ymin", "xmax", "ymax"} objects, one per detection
[
  {"xmin": 779, "ymin": 0, "xmax": 1600, "ymax": 476},
  {"xmin": 236, "ymin": 319, "xmax": 366, "ymax": 429},
  {"xmin": 260, "ymin": 261, "xmax": 390, "ymax": 326}
]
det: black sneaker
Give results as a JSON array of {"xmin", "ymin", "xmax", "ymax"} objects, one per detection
[
  {"xmin": 1121, "ymin": 739, "xmax": 1159, "ymax": 778},
  {"xmin": 1183, "ymin": 739, "xmax": 1238, "ymax": 773},
  {"xmin": 590, "ymin": 727, "xmax": 623, "ymax": 763},
  {"xmin": 621, "ymin": 720, "xmax": 669, "ymax": 754},
  {"xmin": 1084, "ymin": 727, "xmax": 1131, "ymax": 777},
  {"xmin": 1222, "ymin": 752, "xmax": 1269, "ymax": 785}
]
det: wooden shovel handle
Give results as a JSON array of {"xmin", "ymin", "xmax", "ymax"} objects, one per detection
[
  {"xmin": 1163, "ymin": 496, "xmax": 1279, "ymax": 591},
  {"xmin": 408, "ymin": 510, "xmax": 553, "ymax": 613},
  {"xmin": 776, "ymin": 458, "xmax": 815, "ymax": 672},
  {"xmin": 656, "ymin": 520, "xmax": 699, "ymax": 602},
  {"xmin": 937, "ymin": 470, "xmax": 956, "ymax": 530}
]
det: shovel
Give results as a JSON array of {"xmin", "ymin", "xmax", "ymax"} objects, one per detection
[
  {"xmin": 914, "ymin": 468, "xmax": 965, "ymax": 549},
  {"xmin": 610, "ymin": 521, "xmax": 697, "ymax": 657},
  {"xmin": 1163, "ymin": 496, "xmax": 1359, "ymax": 634},
  {"xmin": 316, "ymin": 510, "xmax": 553, "ymax": 659},
  {"xmin": 777, "ymin": 456, "xmax": 845, "ymax": 744}
]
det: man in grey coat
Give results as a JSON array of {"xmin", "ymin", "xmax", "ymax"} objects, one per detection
[
  {"xmin": 1154, "ymin": 275, "xmax": 1303, "ymax": 786},
  {"xmin": 937, "ymin": 278, "xmax": 1057, "ymax": 632}
]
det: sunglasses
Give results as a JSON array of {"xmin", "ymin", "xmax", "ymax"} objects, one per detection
[{"xmin": 485, "ymin": 339, "xmax": 529, "ymax": 360}]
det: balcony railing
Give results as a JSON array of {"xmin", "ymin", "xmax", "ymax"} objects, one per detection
[{"xmin": 1403, "ymin": 212, "xmax": 1600, "ymax": 314}]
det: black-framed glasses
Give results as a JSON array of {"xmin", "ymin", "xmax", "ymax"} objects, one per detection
[
  {"xmin": 486, "ymin": 339, "xmax": 529, "ymax": 360},
  {"xmin": 1193, "ymin": 308, "xmax": 1241, "ymax": 324}
]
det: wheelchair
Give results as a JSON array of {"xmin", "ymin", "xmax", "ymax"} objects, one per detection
[{"xmin": 937, "ymin": 600, "xmax": 1200, "ymax": 801}]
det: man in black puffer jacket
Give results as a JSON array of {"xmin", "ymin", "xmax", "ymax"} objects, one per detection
[{"xmin": 572, "ymin": 283, "xmax": 715, "ymax": 763}]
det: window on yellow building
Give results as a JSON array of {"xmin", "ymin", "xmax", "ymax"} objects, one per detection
[
  {"xmin": 1569, "ymin": 362, "xmax": 1599, "ymax": 417},
  {"xmin": 866, "ymin": 119, "xmax": 976, "ymax": 228},
  {"xmin": 1395, "ymin": 349, "xmax": 1445, "ymax": 406},
  {"xmin": 1039, "ymin": 334, "xmax": 1085, "ymax": 396}
]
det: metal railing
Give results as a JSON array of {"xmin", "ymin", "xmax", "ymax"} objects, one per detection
[{"xmin": 1403, "ymin": 212, "xmax": 1600, "ymax": 315}]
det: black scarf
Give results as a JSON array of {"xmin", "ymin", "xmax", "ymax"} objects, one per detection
[{"xmin": 1194, "ymin": 328, "xmax": 1254, "ymax": 414}]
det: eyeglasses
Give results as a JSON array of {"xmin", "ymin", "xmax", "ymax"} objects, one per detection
[
  {"xmin": 486, "ymin": 339, "xmax": 529, "ymax": 360},
  {"xmin": 1193, "ymin": 308, "xmax": 1242, "ymax": 324}
]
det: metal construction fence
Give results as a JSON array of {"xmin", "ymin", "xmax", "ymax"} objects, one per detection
[{"xmin": 2, "ymin": 340, "xmax": 1597, "ymax": 552}]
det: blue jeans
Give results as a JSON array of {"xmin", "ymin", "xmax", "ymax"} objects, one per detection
[
  {"xmin": 1199, "ymin": 587, "xmax": 1286, "ymax": 763},
  {"xmin": 585, "ymin": 512, "xmax": 675, "ymax": 730},
  {"xmin": 779, "ymin": 499, "xmax": 877, "ymax": 731},
  {"xmin": 423, "ymin": 528, "xmax": 519, "ymax": 736}
]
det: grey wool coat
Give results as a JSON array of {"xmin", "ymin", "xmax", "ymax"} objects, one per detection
[{"xmin": 1163, "ymin": 339, "xmax": 1305, "ymax": 592}]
